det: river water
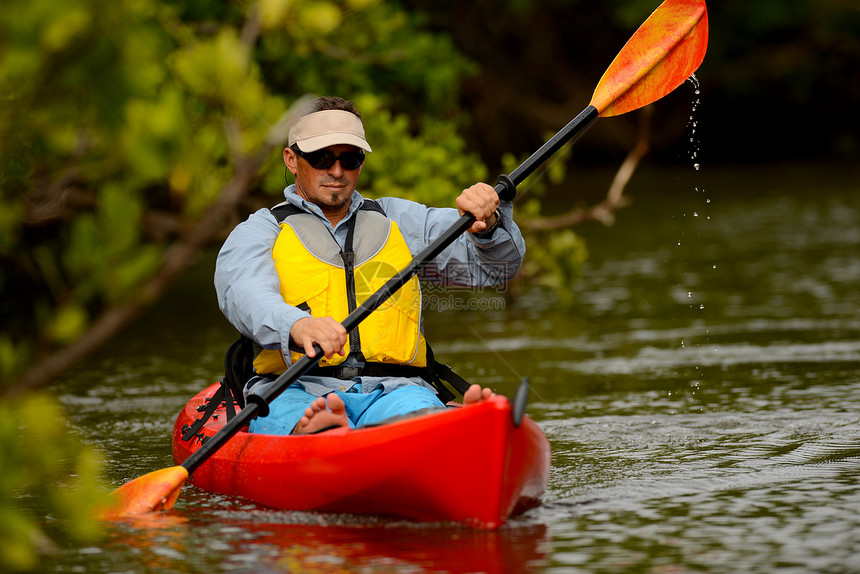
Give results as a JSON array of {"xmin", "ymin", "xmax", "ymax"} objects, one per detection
[{"xmin": 48, "ymin": 163, "xmax": 860, "ymax": 572}]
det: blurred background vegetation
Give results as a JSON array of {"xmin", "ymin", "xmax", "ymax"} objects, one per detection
[{"xmin": 1, "ymin": 0, "xmax": 858, "ymax": 569}]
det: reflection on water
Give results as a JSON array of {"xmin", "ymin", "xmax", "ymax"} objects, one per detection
[
  {"xmin": 46, "ymin": 164, "xmax": 860, "ymax": 572},
  {"xmin": 69, "ymin": 501, "xmax": 550, "ymax": 573}
]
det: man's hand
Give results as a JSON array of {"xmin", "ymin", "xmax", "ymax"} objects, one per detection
[
  {"xmin": 290, "ymin": 317, "xmax": 347, "ymax": 359},
  {"xmin": 456, "ymin": 183, "xmax": 500, "ymax": 234}
]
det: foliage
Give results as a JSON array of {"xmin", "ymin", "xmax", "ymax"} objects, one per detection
[
  {"xmin": 0, "ymin": 394, "xmax": 106, "ymax": 571},
  {"xmin": 0, "ymin": 0, "xmax": 485, "ymax": 390},
  {"xmin": 0, "ymin": 0, "xmax": 486, "ymax": 567},
  {"xmin": 499, "ymin": 139, "xmax": 589, "ymax": 299},
  {"xmin": 359, "ymin": 97, "xmax": 488, "ymax": 205},
  {"xmin": 6, "ymin": 0, "xmax": 858, "ymax": 387}
]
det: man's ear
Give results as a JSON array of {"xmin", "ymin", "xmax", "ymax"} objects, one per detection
[{"xmin": 283, "ymin": 147, "xmax": 299, "ymax": 175}]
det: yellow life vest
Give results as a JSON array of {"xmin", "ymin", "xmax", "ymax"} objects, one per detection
[{"xmin": 253, "ymin": 201, "xmax": 427, "ymax": 375}]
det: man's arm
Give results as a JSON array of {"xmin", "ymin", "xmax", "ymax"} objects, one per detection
[
  {"xmin": 377, "ymin": 188, "xmax": 526, "ymax": 287},
  {"xmin": 214, "ymin": 208, "xmax": 312, "ymax": 360}
]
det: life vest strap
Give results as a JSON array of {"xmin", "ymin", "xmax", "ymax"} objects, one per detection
[
  {"xmin": 307, "ymin": 362, "xmax": 431, "ymax": 381},
  {"xmin": 180, "ymin": 335, "xmax": 252, "ymax": 442}
]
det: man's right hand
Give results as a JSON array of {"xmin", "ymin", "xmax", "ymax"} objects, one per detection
[{"xmin": 290, "ymin": 317, "xmax": 348, "ymax": 359}]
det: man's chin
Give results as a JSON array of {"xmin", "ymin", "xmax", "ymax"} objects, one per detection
[{"xmin": 322, "ymin": 195, "xmax": 350, "ymax": 211}]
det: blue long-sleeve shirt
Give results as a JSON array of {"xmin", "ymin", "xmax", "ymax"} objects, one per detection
[{"xmin": 214, "ymin": 184, "xmax": 525, "ymax": 396}]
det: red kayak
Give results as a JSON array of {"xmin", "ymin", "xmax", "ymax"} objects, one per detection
[{"xmin": 172, "ymin": 383, "xmax": 551, "ymax": 528}]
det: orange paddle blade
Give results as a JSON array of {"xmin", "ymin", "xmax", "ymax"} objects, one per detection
[
  {"xmin": 95, "ymin": 466, "xmax": 189, "ymax": 519},
  {"xmin": 591, "ymin": 0, "xmax": 708, "ymax": 117}
]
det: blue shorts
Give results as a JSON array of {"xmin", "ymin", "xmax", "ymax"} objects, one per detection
[{"xmin": 247, "ymin": 382, "xmax": 444, "ymax": 435}]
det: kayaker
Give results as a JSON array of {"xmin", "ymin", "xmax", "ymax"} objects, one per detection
[{"xmin": 215, "ymin": 96, "xmax": 525, "ymax": 435}]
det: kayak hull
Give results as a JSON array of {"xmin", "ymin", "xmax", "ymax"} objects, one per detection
[{"xmin": 172, "ymin": 383, "xmax": 551, "ymax": 528}]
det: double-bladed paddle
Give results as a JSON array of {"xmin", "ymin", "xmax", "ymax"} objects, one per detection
[{"xmin": 97, "ymin": 0, "xmax": 708, "ymax": 518}]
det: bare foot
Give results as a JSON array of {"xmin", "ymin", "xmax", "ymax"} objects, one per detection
[
  {"xmin": 463, "ymin": 384, "xmax": 493, "ymax": 405},
  {"xmin": 292, "ymin": 393, "xmax": 349, "ymax": 434}
]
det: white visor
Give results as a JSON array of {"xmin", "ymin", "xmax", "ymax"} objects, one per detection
[{"xmin": 288, "ymin": 110, "xmax": 372, "ymax": 153}]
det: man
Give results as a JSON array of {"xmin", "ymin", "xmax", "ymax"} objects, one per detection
[{"xmin": 214, "ymin": 96, "xmax": 525, "ymax": 435}]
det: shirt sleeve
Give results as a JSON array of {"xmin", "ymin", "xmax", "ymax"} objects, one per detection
[
  {"xmin": 376, "ymin": 197, "xmax": 525, "ymax": 287},
  {"xmin": 214, "ymin": 208, "xmax": 311, "ymax": 362}
]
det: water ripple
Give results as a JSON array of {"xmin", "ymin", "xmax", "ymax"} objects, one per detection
[{"xmin": 554, "ymin": 340, "xmax": 860, "ymax": 375}]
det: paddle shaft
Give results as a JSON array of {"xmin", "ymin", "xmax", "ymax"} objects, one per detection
[{"xmin": 180, "ymin": 105, "xmax": 601, "ymax": 476}]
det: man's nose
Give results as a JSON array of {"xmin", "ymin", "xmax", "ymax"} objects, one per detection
[{"xmin": 328, "ymin": 160, "xmax": 345, "ymax": 176}]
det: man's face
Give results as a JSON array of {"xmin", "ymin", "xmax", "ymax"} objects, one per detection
[{"xmin": 284, "ymin": 144, "xmax": 363, "ymax": 219}]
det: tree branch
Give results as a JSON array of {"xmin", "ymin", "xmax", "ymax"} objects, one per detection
[
  {"xmin": 9, "ymin": 159, "xmax": 261, "ymax": 396},
  {"xmin": 520, "ymin": 107, "xmax": 652, "ymax": 231},
  {"xmin": 8, "ymin": 94, "xmax": 300, "ymax": 396}
]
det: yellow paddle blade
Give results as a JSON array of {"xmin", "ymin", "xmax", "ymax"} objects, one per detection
[
  {"xmin": 94, "ymin": 466, "xmax": 189, "ymax": 519},
  {"xmin": 591, "ymin": 0, "xmax": 709, "ymax": 117}
]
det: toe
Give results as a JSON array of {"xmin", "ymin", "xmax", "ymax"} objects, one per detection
[{"xmin": 326, "ymin": 393, "xmax": 346, "ymax": 412}]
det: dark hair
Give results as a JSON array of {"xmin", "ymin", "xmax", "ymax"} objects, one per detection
[{"xmin": 310, "ymin": 96, "xmax": 362, "ymax": 120}]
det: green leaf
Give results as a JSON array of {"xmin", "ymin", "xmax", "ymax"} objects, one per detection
[
  {"xmin": 45, "ymin": 302, "xmax": 88, "ymax": 345},
  {"xmin": 295, "ymin": 1, "xmax": 343, "ymax": 35},
  {"xmin": 41, "ymin": 7, "xmax": 91, "ymax": 52},
  {"xmin": 105, "ymin": 245, "xmax": 164, "ymax": 303},
  {"xmin": 0, "ymin": 393, "xmax": 106, "ymax": 571}
]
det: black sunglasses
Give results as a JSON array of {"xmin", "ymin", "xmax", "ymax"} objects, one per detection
[{"xmin": 291, "ymin": 146, "xmax": 365, "ymax": 170}]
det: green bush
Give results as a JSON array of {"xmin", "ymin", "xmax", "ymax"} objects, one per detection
[{"xmin": 0, "ymin": 394, "xmax": 105, "ymax": 571}]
